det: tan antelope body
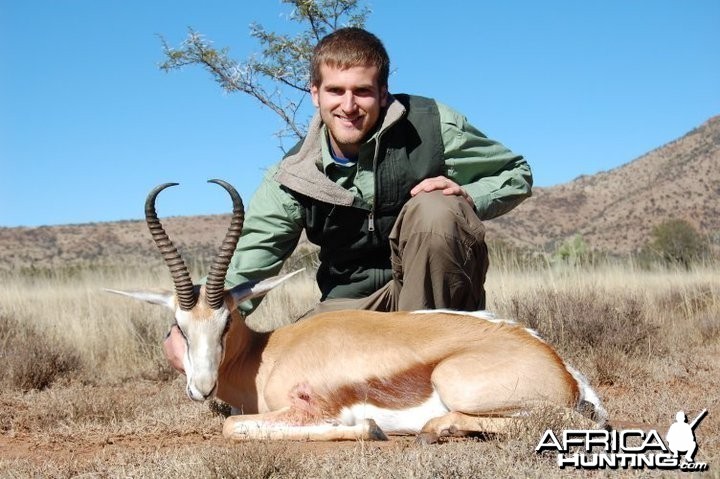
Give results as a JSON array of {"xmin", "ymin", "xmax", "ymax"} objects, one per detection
[{"xmin": 109, "ymin": 181, "xmax": 606, "ymax": 442}]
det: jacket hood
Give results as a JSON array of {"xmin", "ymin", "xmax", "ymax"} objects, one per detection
[{"xmin": 274, "ymin": 95, "xmax": 406, "ymax": 206}]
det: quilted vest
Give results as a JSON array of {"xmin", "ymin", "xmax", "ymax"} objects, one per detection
[{"xmin": 279, "ymin": 94, "xmax": 444, "ymax": 300}]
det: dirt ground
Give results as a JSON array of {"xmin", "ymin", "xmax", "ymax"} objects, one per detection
[
  {"xmin": 1, "ymin": 379, "xmax": 427, "ymax": 476},
  {"xmin": 2, "ymin": 347, "xmax": 718, "ymax": 478},
  {"xmin": 2, "ymin": 268, "xmax": 718, "ymax": 477}
]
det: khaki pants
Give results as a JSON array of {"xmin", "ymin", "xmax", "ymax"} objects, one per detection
[{"xmin": 309, "ymin": 191, "xmax": 489, "ymax": 315}]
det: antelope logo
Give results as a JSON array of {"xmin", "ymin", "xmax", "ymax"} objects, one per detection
[{"xmin": 109, "ymin": 180, "xmax": 607, "ymax": 442}]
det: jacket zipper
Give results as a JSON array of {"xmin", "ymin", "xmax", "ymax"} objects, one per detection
[
  {"xmin": 366, "ymin": 102, "xmax": 406, "ymax": 236},
  {"xmin": 368, "ymin": 128, "xmax": 384, "ymax": 234}
]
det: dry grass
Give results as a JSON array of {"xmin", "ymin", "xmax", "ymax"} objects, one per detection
[{"xmin": 1, "ymin": 261, "xmax": 719, "ymax": 477}]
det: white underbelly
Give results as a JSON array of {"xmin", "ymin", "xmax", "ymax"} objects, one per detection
[{"xmin": 339, "ymin": 389, "xmax": 449, "ymax": 434}]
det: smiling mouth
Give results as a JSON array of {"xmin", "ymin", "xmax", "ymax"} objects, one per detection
[{"xmin": 336, "ymin": 114, "xmax": 363, "ymax": 126}]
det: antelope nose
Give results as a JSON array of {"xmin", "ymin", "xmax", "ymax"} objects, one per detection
[
  {"xmin": 187, "ymin": 380, "xmax": 217, "ymax": 402},
  {"xmin": 202, "ymin": 385, "xmax": 216, "ymax": 400}
]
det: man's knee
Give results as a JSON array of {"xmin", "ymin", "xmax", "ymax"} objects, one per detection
[
  {"xmin": 390, "ymin": 192, "xmax": 489, "ymax": 311},
  {"xmin": 392, "ymin": 190, "xmax": 488, "ymax": 272},
  {"xmin": 397, "ymin": 191, "xmax": 484, "ymax": 239}
]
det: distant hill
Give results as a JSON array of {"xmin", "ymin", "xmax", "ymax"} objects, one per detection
[
  {"xmin": 485, "ymin": 115, "xmax": 720, "ymax": 254},
  {"xmin": 1, "ymin": 116, "xmax": 718, "ymax": 271},
  {"xmin": 0, "ymin": 215, "xmax": 233, "ymax": 272}
]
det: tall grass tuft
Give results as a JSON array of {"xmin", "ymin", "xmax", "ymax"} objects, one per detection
[
  {"xmin": 0, "ymin": 312, "xmax": 81, "ymax": 391},
  {"xmin": 0, "ymin": 267, "xmax": 173, "ymax": 388}
]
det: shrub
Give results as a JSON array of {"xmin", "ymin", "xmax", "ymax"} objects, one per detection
[
  {"xmin": 0, "ymin": 314, "xmax": 82, "ymax": 391},
  {"xmin": 640, "ymin": 219, "xmax": 709, "ymax": 268}
]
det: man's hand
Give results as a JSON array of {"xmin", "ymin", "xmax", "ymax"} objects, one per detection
[
  {"xmin": 163, "ymin": 325, "xmax": 186, "ymax": 373},
  {"xmin": 410, "ymin": 176, "xmax": 475, "ymax": 207}
]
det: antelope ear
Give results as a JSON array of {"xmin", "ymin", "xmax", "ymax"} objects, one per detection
[
  {"xmin": 104, "ymin": 288, "xmax": 176, "ymax": 310},
  {"xmin": 228, "ymin": 269, "xmax": 305, "ymax": 305}
]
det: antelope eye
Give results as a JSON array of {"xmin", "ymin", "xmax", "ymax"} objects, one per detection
[
  {"xmin": 222, "ymin": 319, "xmax": 232, "ymax": 337},
  {"xmin": 174, "ymin": 322, "xmax": 189, "ymax": 342}
]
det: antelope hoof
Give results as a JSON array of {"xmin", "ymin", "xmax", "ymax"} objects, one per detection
[
  {"xmin": 415, "ymin": 432, "xmax": 440, "ymax": 445},
  {"xmin": 363, "ymin": 419, "xmax": 388, "ymax": 441}
]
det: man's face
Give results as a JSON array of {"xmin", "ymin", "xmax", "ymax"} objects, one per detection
[{"xmin": 311, "ymin": 63, "xmax": 388, "ymax": 158}]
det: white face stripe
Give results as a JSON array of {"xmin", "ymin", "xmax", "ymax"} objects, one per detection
[{"xmin": 175, "ymin": 306, "xmax": 231, "ymax": 400}]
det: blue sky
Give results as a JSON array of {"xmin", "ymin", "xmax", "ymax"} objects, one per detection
[{"xmin": 1, "ymin": 0, "xmax": 718, "ymax": 227}]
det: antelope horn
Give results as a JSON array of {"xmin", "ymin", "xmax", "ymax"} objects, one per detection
[
  {"xmin": 204, "ymin": 179, "xmax": 244, "ymax": 310},
  {"xmin": 145, "ymin": 183, "xmax": 197, "ymax": 311}
]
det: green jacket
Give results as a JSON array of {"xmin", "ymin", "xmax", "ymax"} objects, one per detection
[
  {"xmin": 224, "ymin": 94, "xmax": 532, "ymax": 313},
  {"xmin": 280, "ymin": 94, "xmax": 446, "ymax": 300}
]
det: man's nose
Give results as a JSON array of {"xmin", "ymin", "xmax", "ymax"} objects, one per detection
[{"xmin": 341, "ymin": 92, "xmax": 357, "ymax": 112}]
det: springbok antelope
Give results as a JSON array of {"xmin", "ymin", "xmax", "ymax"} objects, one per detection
[{"xmin": 109, "ymin": 180, "xmax": 607, "ymax": 442}]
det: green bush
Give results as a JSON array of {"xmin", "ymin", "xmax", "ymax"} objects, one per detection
[{"xmin": 640, "ymin": 219, "xmax": 709, "ymax": 268}]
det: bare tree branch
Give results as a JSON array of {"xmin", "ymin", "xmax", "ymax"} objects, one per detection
[{"xmin": 159, "ymin": 0, "xmax": 369, "ymax": 150}]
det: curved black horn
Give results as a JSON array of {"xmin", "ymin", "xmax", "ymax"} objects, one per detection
[
  {"xmin": 145, "ymin": 183, "xmax": 197, "ymax": 311},
  {"xmin": 204, "ymin": 179, "xmax": 244, "ymax": 310}
]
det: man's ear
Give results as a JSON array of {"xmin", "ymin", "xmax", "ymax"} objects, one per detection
[
  {"xmin": 311, "ymin": 84, "xmax": 320, "ymax": 107},
  {"xmin": 380, "ymin": 86, "xmax": 389, "ymax": 107}
]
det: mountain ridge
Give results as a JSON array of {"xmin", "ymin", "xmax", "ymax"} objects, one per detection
[
  {"xmin": 2, "ymin": 116, "xmax": 718, "ymax": 270},
  {"xmin": 485, "ymin": 115, "xmax": 720, "ymax": 253}
]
